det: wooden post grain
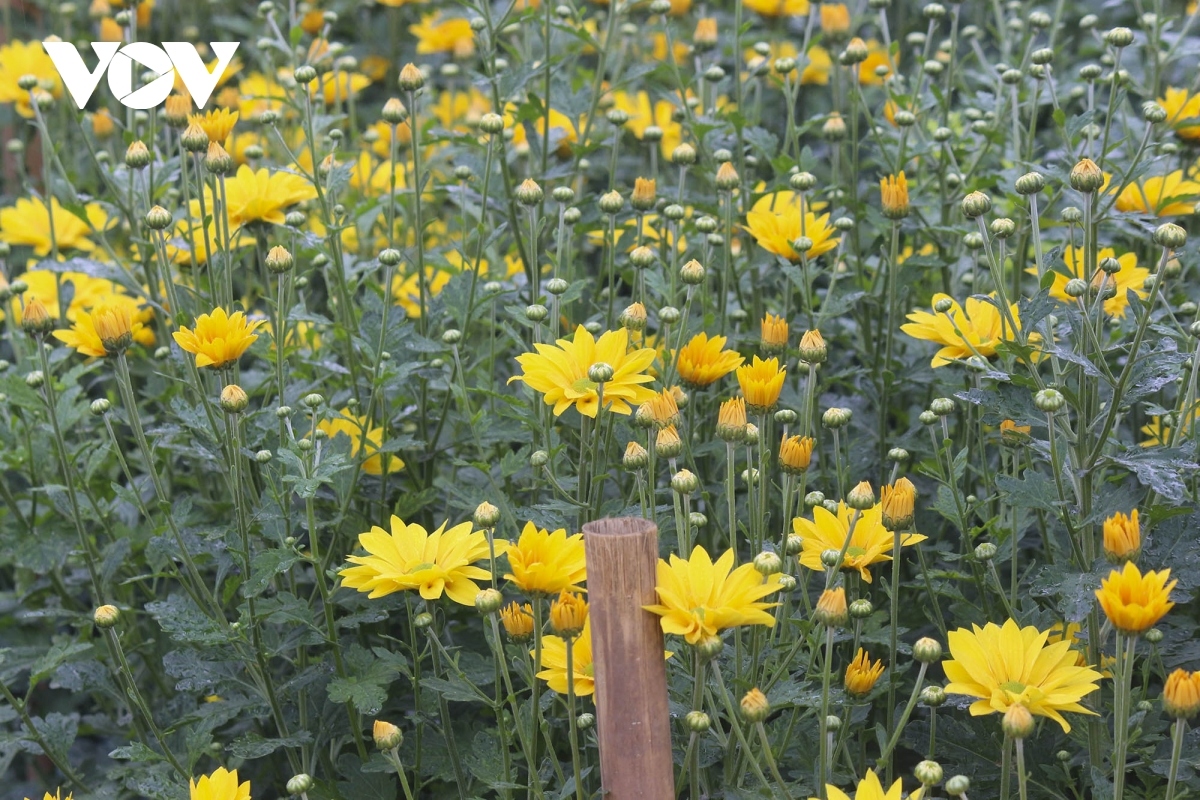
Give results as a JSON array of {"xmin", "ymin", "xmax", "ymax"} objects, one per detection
[{"xmin": 582, "ymin": 517, "xmax": 674, "ymax": 800}]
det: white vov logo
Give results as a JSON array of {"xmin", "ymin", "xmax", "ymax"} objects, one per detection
[{"xmin": 42, "ymin": 41, "xmax": 239, "ymax": 110}]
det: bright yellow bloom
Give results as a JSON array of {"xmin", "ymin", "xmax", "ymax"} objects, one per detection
[
  {"xmin": 736, "ymin": 355, "xmax": 786, "ymax": 414},
  {"xmin": 307, "ymin": 71, "xmax": 373, "ymax": 106},
  {"xmin": 390, "ymin": 268, "xmax": 453, "ymax": 318},
  {"xmin": 411, "ymin": 14, "xmax": 476, "ymax": 57},
  {"xmin": 717, "ymin": 397, "xmax": 748, "ymax": 440},
  {"xmin": 1103, "ymin": 510, "xmax": 1140, "ymax": 563},
  {"xmin": 760, "ymin": 313, "xmax": 789, "ymax": 350},
  {"xmin": 0, "ymin": 41, "xmax": 63, "ymax": 117},
  {"xmin": 880, "ymin": 477, "xmax": 916, "ymax": 530},
  {"xmin": 642, "ymin": 388, "xmax": 681, "ymax": 428},
  {"xmin": 1096, "ymin": 561, "xmax": 1176, "ymax": 635},
  {"xmin": 1033, "ymin": 246, "xmax": 1148, "ymax": 318},
  {"xmin": 644, "ymin": 545, "xmax": 782, "ymax": 645},
  {"xmin": 674, "ymin": 332, "xmax": 744, "ymax": 388},
  {"xmin": 500, "ymin": 601, "xmax": 535, "ymax": 641},
  {"xmin": 340, "ymin": 515, "xmax": 500, "ymax": 604},
  {"xmin": 189, "ymin": 107, "xmax": 238, "ymax": 143},
  {"xmin": 318, "ymin": 408, "xmax": 405, "ymax": 475},
  {"xmin": 52, "ymin": 307, "xmax": 109, "ymax": 357},
  {"xmin": 943, "ymin": 618, "xmax": 1102, "ymax": 732},
  {"xmin": 24, "ymin": 790, "xmax": 72, "ymax": 800},
  {"xmin": 535, "ymin": 618, "xmax": 596, "ymax": 696},
  {"xmin": 509, "ymin": 325, "xmax": 658, "ymax": 418},
  {"xmin": 1163, "ymin": 669, "xmax": 1200, "ymax": 719},
  {"xmin": 505, "ymin": 521, "xmax": 587, "ymax": 596},
  {"xmin": 743, "ymin": 0, "xmax": 808, "ymax": 17},
  {"xmin": 793, "ymin": 501, "xmax": 926, "ymax": 583},
  {"xmin": 172, "ymin": 307, "xmax": 263, "ymax": 369},
  {"xmin": 196, "ymin": 165, "xmax": 317, "ymax": 228},
  {"xmin": 506, "ymin": 104, "xmax": 579, "ymax": 158},
  {"xmin": 189, "ymin": 767, "xmax": 251, "ymax": 800},
  {"xmin": 1112, "ymin": 170, "xmax": 1200, "ymax": 216},
  {"xmin": 823, "ymin": 770, "xmax": 922, "ymax": 800},
  {"xmin": 814, "ymin": 587, "xmax": 848, "ymax": 626},
  {"xmin": 1141, "ymin": 404, "xmax": 1199, "ymax": 446},
  {"xmin": 820, "ymin": 3, "xmax": 851, "ymax": 35},
  {"xmin": 236, "ymin": 72, "xmax": 288, "ymax": 120},
  {"xmin": 856, "ymin": 40, "xmax": 895, "ymax": 85},
  {"xmin": 609, "ymin": 90, "xmax": 685, "ymax": 157},
  {"xmin": 549, "ymin": 590, "xmax": 588, "ymax": 636},
  {"xmin": 844, "ymin": 648, "xmax": 885, "ymax": 696},
  {"xmin": 4, "ymin": 270, "xmax": 134, "ymax": 330},
  {"xmin": 901, "ymin": 293, "xmax": 1028, "ymax": 367},
  {"xmin": 778, "ymin": 435, "xmax": 814, "ymax": 473},
  {"xmin": 880, "ymin": 172, "xmax": 909, "ymax": 219},
  {"xmin": 745, "ymin": 191, "xmax": 840, "ymax": 261},
  {"xmin": 1159, "ymin": 87, "xmax": 1200, "ymax": 140},
  {"xmin": 0, "ymin": 197, "xmax": 109, "ymax": 256}
]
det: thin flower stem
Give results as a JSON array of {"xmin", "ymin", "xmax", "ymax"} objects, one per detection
[
  {"xmin": 756, "ymin": 722, "xmax": 795, "ymax": 800},
  {"xmin": 1112, "ymin": 632, "xmax": 1138, "ymax": 800},
  {"xmin": 1001, "ymin": 735, "xmax": 1013, "ymax": 800},
  {"xmin": 817, "ymin": 625, "xmax": 834, "ymax": 799},
  {"xmin": 427, "ymin": 626, "xmax": 469, "ymax": 800},
  {"xmin": 1015, "ymin": 738, "xmax": 1030, "ymax": 800},
  {"xmin": 876, "ymin": 661, "xmax": 929, "ymax": 772},
  {"xmin": 1166, "ymin": 717, "xmax": 1186, "ymax": 800},
  {"xmin": 104, "ymin": 627, "xmax": 188, "ymax": 778},
  {"xmin": 709, "ymin": 662, "xmax": 778, "ymax": 800},
  {"xmin": 565, "ymin": 638, "xmax": 585, "ymax": 800},
  {"xmin": 0, "ymin": 679, "xmax": 88, "ymax": 792}
]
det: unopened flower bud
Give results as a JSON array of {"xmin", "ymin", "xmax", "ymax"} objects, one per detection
[
  {"xmin": 220, "ymin": 384, "xmax": 249, "ymax": 414},
  {"xmin": 145, "ymin": 205, "xmax": 172, "ymax": 230},
  {"xmin": 740, "ymin": 688, "xmax": 770, "ymax": 722},
  {"xmin": 286, "ymin": 774, "xmax": 313, "ymax": 796},
  {"xmin": 945, "ymin": 775, "xmax": 970, "ymax": 796},
  {"xmin": 599, "ymin": 190, "xmax": 624, "ymax": 214},
  {"xmin": 125, "ymin": 140, "xmax": 152, "ymax": 168},
  {"xmin": 849, "ymin": 599, "xmax": 873, "ymax": 619},
  {"xmin": 671, "ymin": 469, "xmax": 698, "ymax": 494},
  {"xmin": 373, "ymin": 720, "xmax": 403, "ymax": 750},
  {"xmin": 961, "ymin": 191, "xmax": 991, "ymax": 218},
  {"xmin": 915, "ymin": 760, "xmax": 943, "ymax": 787},
  {"xmin": 680, "ymin": 259, "xmax": 706, "ymax": 285},
  {"xmin": 1035, "ymin": 388, "xmax": 1065, "ymax": 412},
  {"xmin": 475, "ymin": 588, "xmax": 504, "ymax": 615},
  {"xmin": 921, "ymin": 686, "xmax": 947, "ymax": 706},
  {"xmin": 1002, "ymin": 703, "xmax": 1035, "ymax": 739},
  {"xmin": 479, "ymin": 113, "xmax": 504, "ymax": 134},
  {"xmin": 846, "ymin": 480, "xmax": 875, "ymax": 509},
  {"xmin": 93, "ymin": 604, "xmax": 120, "ymax": 628},
  {"xmin": 671, "ymin": 143, "xmax": 697, "ymax": 165},
  {"xmin": 516, "ymin": 179, "xmax": 544, "ymax": 206},
  {"xmin": 1154, "ymin": 223, "xmax": 1187, "ymax": 250},
  {"xmin": 265, "ymin": 245, "xmax": 294, "ymax": 274},
  {"xmin": 1105, "ymin": 27, "xmax": 1135, "ymax": 47},
  {"xmin": 753, "ymin": 551, "xmax": 782, "ymax": 575},
  {"xmin": 1069, "ymin": 158, "xmax": 1104, "ymax": 193},
  {"xmin": 914, "ymin": 637, "xmax": 943, "ymax": 663},
  {"xmin": 822, "ymin": 407, "xmax": 852, "ymax": 429},
  {"xmin": 525, "ymin": 304, "xmax": 549, "ymax": 322},
  {"xmin": 398, "ymin": 63, "xmax": 425, "ymax": 91},
  {"xmin": 685, "ymin": 710, "xmax": 711, "ymax": 732},
  {"xmin": 974, "ymin": 542, "xmax": 998, "ymax": 561}
]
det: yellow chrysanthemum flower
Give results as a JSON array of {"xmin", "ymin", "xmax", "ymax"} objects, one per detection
[
  {"xmin": 822, "ymin": 770, "xmax": 923, "ymax": 800},
  {"xmin": 535, "ymin": 618, "xmax": 596, "ymax": 696},
  {"xmin": 509, "ymin": 325, "xmax": 658, "ymax": 418},
  {"xmin": 1112, "ymin": 170, "xmax": 1200, "ymax": 216},
  {"xmin": 189, "ymin": 767, "xmax": 251, "ymax": 800},
  {"xmin": 844, "ymin": 648, "xmax": 886, "ymax": 696},
  {"xmin": 643, "ymin": 545, "xmax": 782, "ymax": 645},
  {"xmin": 172, "ymin": 307, "xmax": 263, "ymax": 369},
  {"xmin": 856, "ymin": 40, "xmax": 895, "ymax": 85},
  {"xmin": 390, "ymin": 267, "xmax": 453, "ymax": 318},
  {"xmin": 1032, "ymin": 246, "xmax": 1148, "ymax": 318},
  {"xmin": 1159, "ymin": 87, "xmax": 1200, "ymax": 140},
  {"xmin": 735, "ymin": 355, "xmax": 786, "ymax": 414},
  {"xmin": 194, "ymin": 165, "xmax": 317, "ymax": 228},
  {"xmin": 188, "ymin": 107, "xmax": 239, "ymax": 143},
  {"xmin": 1140, "ymin": 404, "xmax": 1198, "ymax": 446},
  {"xmin": 340, "ymin": 515, "xmax": 502, "ymax": 604},
  {"xmin": 0, "ymin": 41, "xmax": 63, "ymax": 117},
  {"xmin": 674, "ymin": 332, "xmax": 744, "ymax": 388},
  {"xmin": 1163, "ymin": 669, "xmax": 1200, "ymax": 719},
  {"xmin": 307, "ymin": 71, "xmax": 373, "ymax": 106},
  {"xmin": 54, "ymin": 301, "xmax": 145, "ymax": 357},
  {"xmin": 943, "ymin": 618, "xmax": 1103, "ymax": 732},
  {"xmin": 410, "ymin": 14, "xmax": 476, "ymax": 57},
  {"xmin": 505, "ymin": 521, "xmax": 587, "ymax": 596},
  {"xmin": 609, "ymin": 90, "xmax": 684, "ymax": 157},
  {"xmin": 743, "ymin": 0, "xmax": 808, "ymax": 18},
  {"xmin": 792, "ymin": 501, "xmax": 927, "ymax": 583},
  {"xmin": 27, "ymin": 792, "xmax": 72, "ymax": 800},
  {"xmin": 745, "ymin": 191, "xmax": 840, "ymax": 261},
  {"xmin": 1096, "ymin": 561, "xmax": 1176, "ymax": 635},
  {"xmin": 901, "ymin": 293, "xmax": 1029, "ymax": 367},
  {"xmin": 0, "ymin": 197, "xmax": 109, "ymax": 256},
  {"xmin": 1103, "ymin": 510, "xmax": 1140, "ymax": 563},
  {"xmin": 318, "ymin": 408, "xmax": 405, "ymax": 475},
  {"xmin": 236, "ymin": 71, "xmax": 289, "ymax": 121}
]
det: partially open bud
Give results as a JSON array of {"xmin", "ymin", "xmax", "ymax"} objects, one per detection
[
  {"xmin": 204, "ymin": 141, "xmax": 233, "ymax": 174},
  {"xmin": 515, "ymin": 178, "xmax": 543, "ymax": 206},
  {"xmin": 846, "ymin": 480, "xmax": 876, "ymax": 510},
  {"xmin": 1102, "ymin": 510, "xmax": 1140, "ymax": 563},
  {"xmin": 716, "ymin": 398, "xmax": 747, "ymax": 442},
  {"xmin": 1069, "ymin": 158, "xmax": 1104, "ymax": 193},
  {"xmin": 680, "ymin": 259, "xmax": 706, "ymax": 285},
  {"xmin": 20, "ymin": 297, "xmax": 54, "ymax": 336},
  {"xmin": 814, "ymin": 587, "xmax": 848, "ymax": 627},
  {"xmin": 798, "ymin": 329, "xmax": 827, "ymax": 363},
  {"xmin": 382, "ymin": 97, "xmax": 408, "ymax": 124},
  {"xmin": 1002, "ymin": 703, "xmax": 1035, "ymax": 739},
  {"xmin": 778, "ymin": 435, "xmax": 814, "ymax": 474},
  {"xmin": 220, "ymin": 384, "xmax": 249, "ymax": 414},
  {"xmin": 398, "ymin": 63, "xmax": 425, "ymax": 91},
  {"xmin": 631, "ymin": 177, "xmax": 656, "ymax": 211},
  {"xmin": 373, "ymin": 719, "xmax": 403, "ymax": 750},
  {"xmin": 93, "ymin": 303, "xmax": 133, "ymax": 354},
  {"xmin": 880, "ymin": 477, "xmax": 916, "ymax": 530},
  {"xmin": 500, "ymin": 602, "xmax": 535, "ymax": 641},
  {"xmin": 715, "ymin": 162, "xmax": 739, "ymax": 191},
  {"xmin": 620, "ymin": 302, "xmax": 648, "ymax": 331},
  {"xmin": 623, "ymin": 441, "xmax": 649, "ymax": 470},
  {"xmin": 1163, "ymin": 669, "xmax": 1200, "ymax": 720},
  {"xmin": 655, "ymin": 425, "xmax": 683, "ymax": 458},
  {"xmin": 693, "ymin": 17, "xmax": 718, "ymax": 49},
  {"xmin": 880, "ymin": 172, "xmax": 910, "ymax": 219},
  {"xmin": 549, "ymin": 590, "xmax": 588, "ymax": 637},
  {"xmin": 473, "ymin": 501, "xmax": 500, "ymax": 529},
  {"xmin": 670, "ymin": 468, "xmax": 698, "ymax": 494},
  {"xmin": 740, "ymin": 688, "xmax": 770, "ymax": 722},
  {"xmin": 266, "ymin": 245, "xmax": 294, "ymax": 274},
  {"xmin": 125, "ymin": 140, "xmax": 152, "ymax": 169}
]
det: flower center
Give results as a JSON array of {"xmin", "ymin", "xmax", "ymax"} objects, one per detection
[{"xmin": 571, "ymin": 377, "xmax": 598, "ymax": 393}]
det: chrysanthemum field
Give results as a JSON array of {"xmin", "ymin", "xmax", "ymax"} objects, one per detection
[{"xmin": 1, "ymin": 0, "xmax": 1199, "ymax": 798}]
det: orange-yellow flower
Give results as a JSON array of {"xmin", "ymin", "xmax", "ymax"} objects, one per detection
[
  {"xmin": 189, "ymin": 767, "xmax": 251, "ymax": 800},
  {"xmin": 736, "ymin": 356, "xmax": 785, "ymax": 414},
  {"xmin": 172, "ymin": 307, "xmax": 263, "ymax": 369},
  {"xmin": 410, "ymin": 14, "xmax": 476, "ymax": 57},
  {"xmin": 509, "ymin": 325, "xmax": 658, "ymax": 418},
  {"xmin": 644, "ymin": 545, "xmax": 782, "ymax": 644},
  {"xmin": 793, "ymin": 501, "xmax": 926, "ymax": 583},
  {"xmin": 901, "ymin": 293, "xmax": 1029, "ymax": 367},
  {"xmin": 1103, "ymin": 510, "xmax": 1140, "ymax": 564},
  {"xmin": 318, "ymin": 408, "xmax": 405, "ymax": 475},
  {"xmin": 188, "ymin": 107, "xmax": 238, "ymax": 143},
  {"xmin": 1159, "ymin": 87, "xmax": 1200, "ymax": 140},
  {"xmin": 745, "ymin": 191, "xmax": 840, "ymax": 261},
  {"xmin": 505, "ymin": 521, "xmax": 587, "ymax": 596},
  {"xmin": 844, "ymin": 648, "xmax": 885, "ymax": 696},
  {"xmin": 340, "ymin": 516, "xmax": 501, "ymax": 604},
  {"xmin": 943, "ymin": 618, "xmax": 1102, "ymax": 732},
  {"xmin": 674, "ymin": 332, "xmax": 744, "ymax": 388},
  {"xmin": 1163, "ymin": 669, "xmax": 1200, "ymax": 719},
  {"xmin": 1096, "ymin": 561, "xmax": 1176, "ymax": 635}
]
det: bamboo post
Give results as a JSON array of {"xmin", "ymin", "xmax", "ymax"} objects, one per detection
[{"xmin": 582, "ymin": 517, "xmax": 674, "ymax": 800}]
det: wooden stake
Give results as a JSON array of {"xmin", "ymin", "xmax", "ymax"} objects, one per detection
[{"xmin": 582, "ymin": 517, "xmax": 674, "ymax": 800}]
